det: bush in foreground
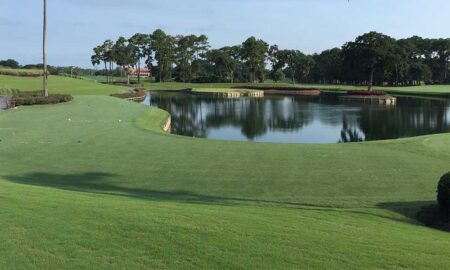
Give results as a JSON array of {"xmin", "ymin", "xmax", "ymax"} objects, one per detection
[
  {"xmin": 417, "ymin": 172, "xmax": 450, "ymax": 231},
  {"xmin": 437, "ymin": 172, "xmax": 450, "ymax": 220}
]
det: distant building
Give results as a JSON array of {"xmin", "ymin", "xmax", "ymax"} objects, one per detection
[{"xmin": 128, "ymin": 68, "xmax": 151, "ymax": 78}]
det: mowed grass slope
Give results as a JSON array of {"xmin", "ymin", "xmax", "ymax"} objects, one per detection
[
  {"xmin": 0, "ymin": 75, "xmax": 124, "ymax": 95},
  {"xmin": 1, "ymin": 75, "xmax": 450, "ymax": 269}
]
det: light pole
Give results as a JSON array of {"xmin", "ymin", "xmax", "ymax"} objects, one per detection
[{"xmin": 43, "ymin": 0, "xmax": 48, "ymax": 96}]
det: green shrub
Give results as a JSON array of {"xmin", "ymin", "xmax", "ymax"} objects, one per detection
[
  {"xmin": 13, "ymin": 94, "xmax": 73, "ymax": 106},
  {"xmin": 437, "ymin": 172, "xmax": 450, "ymax": 220},
  {"xmin": 0, "ymin": 88, "xmax": 20, "ymax": 96},
  {"xmin": 11, "ymin": 90, "xmax": 46, "ymax": 98},
  {"xmin": 3, "ymin": 89, "xmax": 73, "ymax": 106}
]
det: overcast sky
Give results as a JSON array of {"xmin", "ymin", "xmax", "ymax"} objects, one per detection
[{"xmin": 2, "ymin": 0, "xmax": 450, "ymax": 67}]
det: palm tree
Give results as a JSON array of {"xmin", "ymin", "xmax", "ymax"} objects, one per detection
[{"xmin": 43, "ymin": 0, "xmax": 48, "ymax": 96}]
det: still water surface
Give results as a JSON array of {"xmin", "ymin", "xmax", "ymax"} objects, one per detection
[{"xmin": 144, "ymin": 92, "xmax": 450, "ymax": 144}]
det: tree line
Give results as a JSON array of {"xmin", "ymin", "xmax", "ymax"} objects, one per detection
[
  {"xmin": 91, "ymin": 29, "xmax": 450, "ymax": 88},
  {"xmin": 0, "ymin": 59, "xmax": 97, "ymax": 77}
]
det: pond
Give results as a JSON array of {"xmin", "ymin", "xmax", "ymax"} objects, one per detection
[{"xmin": 144, "ymin": 92, "xmax": 450, "ymax": 144}]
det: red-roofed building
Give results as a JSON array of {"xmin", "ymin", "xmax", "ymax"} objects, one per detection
[{"xmin": 128, "ymin": 68, "xmax": 151, "ymax": 78}]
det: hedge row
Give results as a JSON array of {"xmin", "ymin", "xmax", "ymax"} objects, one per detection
[
  {"xmin": 14, "ymin": 90, "xmax": 47, "ymax": 98},
  {"xmin": 0, "ymin": 88, "xmax": 21, "ymax": 96},
  {"xmin": 14, "ymin": 94, "xmax": 73, "ymax": 106},
  {"xmin": 0, "ymin": 68, "xmax": 43, "ymax": 77},
  {"xmin": 2, "ymin": 90, "xmax": 73, "ymax": 106}
]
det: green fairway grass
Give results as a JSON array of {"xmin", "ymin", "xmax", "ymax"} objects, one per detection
[
  {"xmin": 0, "ymin": 75, "xmax": 125, "ymax": 95},
  {"xmin": 1, "ymin": 75, "xmax": 450, "ymax": 268}
]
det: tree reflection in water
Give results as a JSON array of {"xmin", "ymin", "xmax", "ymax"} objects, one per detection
[
  {"xmin": 147, "ymin": 92, "xmax": 450, "ymax": 144},
  {"xmin": 339, "ymin": 115, "xmax": 365, "ymax": 143}
]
